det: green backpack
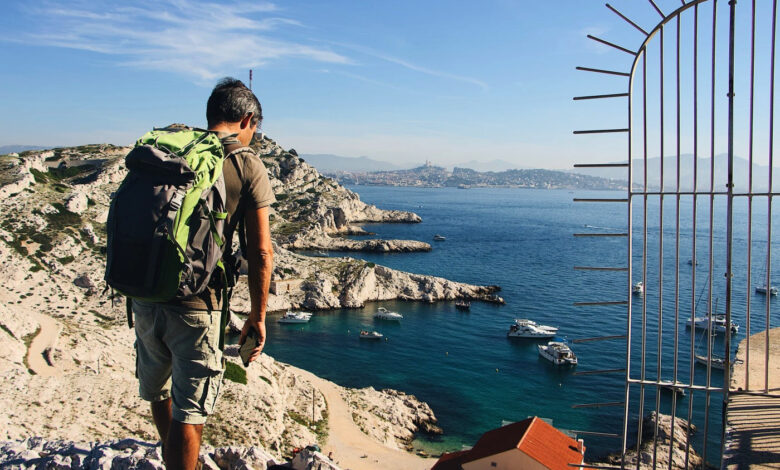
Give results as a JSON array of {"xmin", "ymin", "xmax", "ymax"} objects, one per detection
[{"xmin": 105, "ymin": 128, "xmax": 231, "ymax": 317}]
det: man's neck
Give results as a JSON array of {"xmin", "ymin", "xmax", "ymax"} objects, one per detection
[{"xmin": 208, "ymin": 122, "xmax": 241, "ymax": 134}]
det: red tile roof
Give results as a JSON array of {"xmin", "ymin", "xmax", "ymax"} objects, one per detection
[
  {"xmin": 431, "ymin": 450, "xmax": 472, "ymax": 470},
  {"xmin": 454, "ymin": 417, "xmax": 585, "ymax": 470},
  {"xmin": 519, "ymin": 418, "xmax": 585, "ymax": 470}
]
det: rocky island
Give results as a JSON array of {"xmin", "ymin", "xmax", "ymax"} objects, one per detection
[{"xmin": 0, "ymin": 131, "xmax": 504, "ymax": 469}]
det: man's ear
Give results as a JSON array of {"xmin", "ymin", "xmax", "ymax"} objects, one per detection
[{"xmin": 240, "ymin": 113, "xmax": 254, "ymax": 129}]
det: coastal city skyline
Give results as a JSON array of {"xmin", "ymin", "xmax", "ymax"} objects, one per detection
[{"xmin": 0, "ymin": 0, "xmax": 726, "ymax": 170}]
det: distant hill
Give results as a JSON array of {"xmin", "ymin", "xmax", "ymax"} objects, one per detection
[
  {"xmin": 568, "ymin": 154, "xmax": 779, "ymax": 191},
  {"xmin": 301, "ymin": 154, "xmax": 526, "ymax": 173},
  {"xmin": 331, "ymin": 163, "xmax": 626, "ymax": 190},
  {"xmin": 301, "ymin": 154, "xmax": 404, "ymax": 173},
  {"xmin": 0, "ymin": 145, "xmax": 47, "ymax": 155}
]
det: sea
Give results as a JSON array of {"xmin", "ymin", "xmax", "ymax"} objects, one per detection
[{"xmin": 262, "ymin": 185, "xmax": 780, "ymax": 465}]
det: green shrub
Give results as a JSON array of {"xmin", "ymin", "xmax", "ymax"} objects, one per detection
[
  {"xmin": 30, "ymin": 169, "xmax": 49, "ymax": 184},
  {"xmin": 276, "ymin": 193, "xmax": 289, "ymax": 201},
  {"xmin": 224, "ymin": 362, "xmax": 247, "ymax": 385}
]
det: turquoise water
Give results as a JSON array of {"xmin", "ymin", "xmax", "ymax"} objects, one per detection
[{"xmin": 262, "ymin": 186, "xmax": 780, "ymax": 463}]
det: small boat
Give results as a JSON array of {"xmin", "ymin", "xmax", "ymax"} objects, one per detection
[
  {"xmin": 695, "ymin": 353, "xmax": 743, "ymax": 370},
  {"xmin": 660, "ymin": 384, "xmax": 686, "ymax": 397},
  {"xmin": 374, "ymin": 307, "xmax": 403, "ymax": 321},
  {"xmin": 278, "ymin": 310, "xmax": 312, "ymax": 324},
  {"xmin": 537, "ymin": 341, "xmax": 577, "ymax": 366},
  {"xmin": 433, "ymin": 234, "xmax": 446, "ymax": 241},
  {"xmin": 686, "ymin": 314, "xmax": 739, "ymax": 334},
  {"xmin": 755, "ymin": 254, "xmax": 776, "ymax": 295},
  {"xmin": 755, "ymin": 285, "xmax": 778, "ymax": 296},
  {"xmin": 507, "ymin": 319, "xmax": 558, "ymax": 338},
  {"xmin": 632, "ymin": 281, "xmax": 644, "ymax": 295},
  {"xmin": 360, "ymin": 330, "xmax": 383, "ymax": 340},
  {"xmin": 694, "ymin": 354, "xmax": 726, "ymax": 370},
  {"xmin": 313, "ymin": 250, "xmax": 328, "ymax": 257},
  {"xmin": 455, "ymin": 300, "xmax": 471, "ymax": 310}
]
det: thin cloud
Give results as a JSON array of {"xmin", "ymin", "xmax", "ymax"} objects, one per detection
[
  {"xmin": 377, "ymin": 54, "xmax": 489, "ymax": 92},
  {"xmin": 9, "ymin": 0, "xmax": 349, "ymax": 81},
  {"xmin": 329, "ymin": 41, "xmax": 490, "ymax": 92}
]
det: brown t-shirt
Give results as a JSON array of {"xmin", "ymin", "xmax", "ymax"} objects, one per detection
[{"xmin": 172, "ymin": 133, "xmax": 275, "ymax": 310}]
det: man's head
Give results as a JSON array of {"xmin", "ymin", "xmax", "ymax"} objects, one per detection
[{"xmin": 206, "ymin": 77, "xmax": 262, "ymax": 146}]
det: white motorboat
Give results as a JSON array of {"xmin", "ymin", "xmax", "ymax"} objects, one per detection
[
  {"xmin": 537, "ymin": 341, "xmax": 577, "ymax": 366},
  {"xmin": 360, "ymin": 330, "xmax": 384, "ymax": 340},
  {"xmin": 278, "ymin": 310, "xmax": 312, "ymax": 324},
  {"xmin": 686, "ymin": 314, "xmax": 739, "ymax": 334},
  {"xmin": 507, "ymin": 319, "xmax": 558, "ymax": 338},
  {"xmin": 433, "ymin": 234, "xmax": 446, "ymax": 241},
  {"xmin": 632, "ymin": 281, "xmax": 644, "ymax": 294},
  {"xmin": 755, "ymin": 285, "xmax": 778, "ymax": 296},
  {"xmin": 374, "ymin": 307, "xmax": 403, "ymax": 321}
]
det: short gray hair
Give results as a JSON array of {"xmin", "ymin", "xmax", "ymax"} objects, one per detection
[{"xmin": 206, "ymin": 77, "xmax": 262, "ymax": 127}]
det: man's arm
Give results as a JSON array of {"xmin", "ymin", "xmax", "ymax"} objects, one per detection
[{"xmin": 238, "ymin": 206, "xmax": 273, "ymax": 363}]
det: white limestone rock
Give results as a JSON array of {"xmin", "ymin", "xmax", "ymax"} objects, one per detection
[
  {"xmin": 41, "ymin": 203, "xmax": 58, "ymax": 215},
  {"xmin": 81, "ymin": 223, "xmax": 100, "ymax": 245},
  {"xmin": 594, "ymin": 412, "xmax": 703, "ymax": 470},
  {"xmin": 65, "ymin": 191, "xmax": 89, "ymax": 215},
  {"xmin": 302, "ymin": 276, "xmax": 341, "ymax": 310},
  {"xmin": 95, "ymin": 209, "xmax": 109, "ymax": 224},
  {"xmin": 343, "ymin": 387, "xmax": 441, "ymax": 449},
  {"xmin": 291, "ymin": 448, "xmax": 341, "ymax": 470}
]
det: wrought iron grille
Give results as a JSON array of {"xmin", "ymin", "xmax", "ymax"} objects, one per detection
[{"xmin": 572, "ymin": 1, "xmax": 777, "ymax": 468}]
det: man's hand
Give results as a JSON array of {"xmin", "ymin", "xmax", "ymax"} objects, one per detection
[{"xmin": 238, "ymin": 314, "xmax": 266, "ymax": 364}]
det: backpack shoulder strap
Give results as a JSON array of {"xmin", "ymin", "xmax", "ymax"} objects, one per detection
[{"xmin": 221, "ymin": 143, "xmax": 254, "ymax": 284}]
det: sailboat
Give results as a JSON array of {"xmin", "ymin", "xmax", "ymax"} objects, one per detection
[
  {"xmin": 685, "ymin": 298, "xmax": 739, "ymax": 334},
  {"xmin": 755, "ymin": 252, "xmax": 778, "ymax": 295}
]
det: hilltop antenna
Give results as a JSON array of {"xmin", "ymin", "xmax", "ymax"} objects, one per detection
[{"xmin": 249, "ymin": 69, "xmax": 253, "ymax": 90}]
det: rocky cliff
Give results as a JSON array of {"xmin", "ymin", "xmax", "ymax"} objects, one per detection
[
  {"xmin": 594, "ymin": 412, "xmax": 707, "ymax": 470},
  {"xmin": 0, "ymin": 437, "xmax": 340, "ymax": 470},
  {"xmin": 0, "ymin": 134, "xmax": 504, "ymax": 463},
  {"xmin": 253, "ymin": 136, "xmax": 429, "ymax": 252}
]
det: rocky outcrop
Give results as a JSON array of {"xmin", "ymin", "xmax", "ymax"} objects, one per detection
[
  {"xmin": 343, "ymin": 387, "xmax": 442, "ymax": 449},
  {"xmin": 0, "ymin": 438, "xmax": 288, "ymax": 470},
  {"xmin": 0, "ymin": 438, "xmax": 348, "ymax": 470},
  {"xmin": 595, "ymin": 412, "xmax": 706, "ymax": 470},
  {"xmin": 226, "ymin": 244, "xmax": 503, "ymax": 314},
  {"xmin": 287, "ymin": 231, "xmax": 431, "ymax": 252},
  {"xmin": 0, "ymin": 134, "xmax": 500, "ymax": 464},
  {"xmin": 64, "ymin": 191, "xmax": 89, "ymax": 215},
  {"xmin": 0, "ymin": 154, "xmax": 45, "ymax": 200}
]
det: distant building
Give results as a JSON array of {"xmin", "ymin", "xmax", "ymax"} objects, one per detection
[
  {"xmin": 269, "ymin": 278, "xmax": 303, "ymax": 295},
  {"xmin": 431, "ymin": 417, "xmax": 585, "ymax": 470}
]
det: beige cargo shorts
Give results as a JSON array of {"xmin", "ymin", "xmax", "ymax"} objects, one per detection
[{"xmin": 133, "ymin": 299, "xmax": 224, "ymax": 425}]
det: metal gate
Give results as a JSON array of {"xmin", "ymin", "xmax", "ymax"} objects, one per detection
[{"xmin": 572, "ymin": 1, "xmax": 777, "ymax": 468}]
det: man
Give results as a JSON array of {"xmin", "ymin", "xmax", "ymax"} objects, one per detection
[{"xmin": 132, "ymin": 78, "xmax": 275, "ymax": 470}]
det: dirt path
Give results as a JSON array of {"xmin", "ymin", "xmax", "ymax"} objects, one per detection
[
  {"xmin": 26, "ymin": 313, "xmax": 61, "ymax": 377},
  {"xmin": 293, "ymin": 368, "xmax": 435, "ymax": 470}
]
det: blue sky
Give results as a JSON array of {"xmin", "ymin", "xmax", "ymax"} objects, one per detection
[{"xmin": 0, "ymin": 1, "xmax": 770, "ymax": 169}]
